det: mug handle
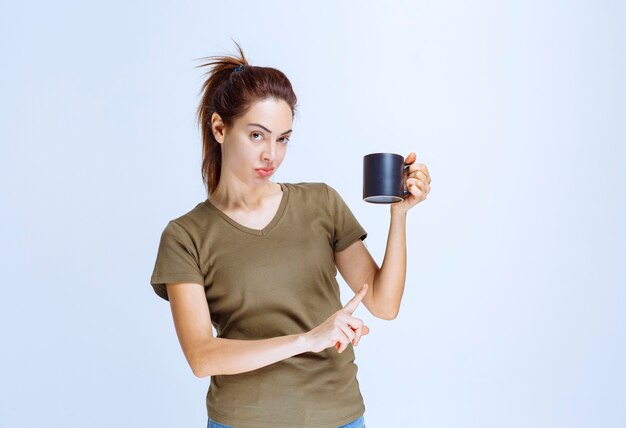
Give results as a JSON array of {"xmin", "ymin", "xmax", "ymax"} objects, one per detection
[{"xmin": 402, "ymin": 164, "xmax": 411, "ymax": 199}]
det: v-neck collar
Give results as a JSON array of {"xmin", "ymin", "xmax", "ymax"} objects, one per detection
[{"xmin": 201, "ymin": 182, "xmax": 289, "ymax": 236}]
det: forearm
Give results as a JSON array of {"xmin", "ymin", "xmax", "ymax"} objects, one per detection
[
  {"xmin": 195, "ymin": 333, "xmax": 310, "ymax": 377},
  {"xmin": 373, "ymin": 208, "xmax": 407, "ymax": 319}
]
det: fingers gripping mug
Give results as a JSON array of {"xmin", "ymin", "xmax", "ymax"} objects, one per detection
[{"xmin": 363, "ymin": 152, "xmax": 410, "ymax": 203}]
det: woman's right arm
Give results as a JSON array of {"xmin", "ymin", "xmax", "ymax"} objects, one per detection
[{"xmin": 166, "ymin": 282, "xmax": 369, "ymax": 378}]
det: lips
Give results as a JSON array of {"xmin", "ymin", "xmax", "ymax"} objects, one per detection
[{"xmin": 255, "ymin": 168, "xmax": 274, "ymax": 177}]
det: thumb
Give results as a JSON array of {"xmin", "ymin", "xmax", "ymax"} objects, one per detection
[{"xmin": 405, "ymin": 152, "xmax": 417, "ymax": 164}]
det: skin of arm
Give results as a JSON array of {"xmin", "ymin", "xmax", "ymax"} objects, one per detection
[
  {"xmin": 334, "ymin": 208, "xmax": 407, "ymax": 321},
  {"xmin": 167, "ymin": 282, "xmax": 310, "ymax": 378},
  {"xmin": 334, "ymin": 152, "xmax": 431, "ymax": 321}
]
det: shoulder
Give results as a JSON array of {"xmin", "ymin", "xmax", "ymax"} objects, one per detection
[
  {"xmin": 160, "ymin": 200, "xmax": 210, "ymax": 239},
  {"xmin": 282, "ymin": 181, "xmax": 327, "ymax": 191},
  {"xmin": 281, "ymin": 181, "xmax": 330, "ymax": 199},
  {"xmin": 281, "ymin": 181, "xmax": 350, "ymax": 205}
]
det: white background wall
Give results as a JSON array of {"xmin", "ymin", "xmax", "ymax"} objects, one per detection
[{"xmin": 1, "ymin": 1, "xmax": 624, "ymax": 427}]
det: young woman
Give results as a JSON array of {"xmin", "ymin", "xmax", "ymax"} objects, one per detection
[{"xmin": 150, "ymin": 42, "xmax": 431, "ymax": 428}]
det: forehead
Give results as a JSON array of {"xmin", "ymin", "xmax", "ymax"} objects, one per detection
[{"xmin": 238, "ymin": 98, "xmax": 292, "ymax": 131}]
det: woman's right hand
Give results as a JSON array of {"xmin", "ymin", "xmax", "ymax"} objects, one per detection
[{"xmin": 305, "ymin": 283, "xmax": 371, "ymax": 354}]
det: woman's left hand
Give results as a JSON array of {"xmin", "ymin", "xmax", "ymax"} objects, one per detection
[{"xmin": 391, "ymin": 152, "xmax": 431, "ymax": 214}]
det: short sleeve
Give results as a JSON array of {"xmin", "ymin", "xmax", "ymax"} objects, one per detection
[
  {"xmin": 149, "ymin": 220, "xmax": 205, "ymax": 301},
  {"xmin": 325, "ymin": 183, "xmax": 368, "ymax": 252}
]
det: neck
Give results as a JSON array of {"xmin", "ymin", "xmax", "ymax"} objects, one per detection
[{"xmin": 209, "ymin": 173, "xmax": 280, "ymax": 211}]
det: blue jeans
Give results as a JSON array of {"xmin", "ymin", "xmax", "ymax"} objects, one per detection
[{"xmin": 207, "ymin": 414, "xmax": 366, "ymax": 428}]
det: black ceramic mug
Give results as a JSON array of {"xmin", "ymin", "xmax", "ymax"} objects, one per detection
[{"xmin": 363, "ymin": 152, "xmax": 410, "ymax": 203}]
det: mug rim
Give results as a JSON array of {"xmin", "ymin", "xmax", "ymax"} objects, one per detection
[
  {"xmin": 363, "ymin": 194, "xmax": 404, "ymax": 203},
  {"xmin": 363, "ymin": 152, "xmax": 403, "ymax": 159}
]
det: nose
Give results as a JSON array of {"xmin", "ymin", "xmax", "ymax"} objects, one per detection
[{"xmin": 261, "ymin": 142, "xmax": 277, "ymax": 163}]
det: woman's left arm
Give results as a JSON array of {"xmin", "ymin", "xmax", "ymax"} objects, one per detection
[{"xmin": 335, "ymin": 152, "xmax": 431, "ymax": 320}]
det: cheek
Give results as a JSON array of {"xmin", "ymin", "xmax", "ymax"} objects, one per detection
[
  {"xmin": 225, "ymin": 141, "xmax": 255, "ymax": 166},
  {"xmin": 233, "ymin": 140, "xmax": 254, "ymax": 157},
  {"xmin": 276, "ymin": 147, "xmax": 288, "ymax": 163}
]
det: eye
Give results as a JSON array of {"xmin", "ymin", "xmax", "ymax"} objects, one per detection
[
  {"xmin": 251, "ymin": 131, "xmax": 263, "ymax": 141},
  {"xmin": 279, "ymin": 136, "xmax": 290, "ymax": 144}
]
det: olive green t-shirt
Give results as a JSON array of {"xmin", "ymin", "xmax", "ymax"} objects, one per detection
[{"xmin": 150, "ymin": 182, "xmax": 368, "ymax": 428}]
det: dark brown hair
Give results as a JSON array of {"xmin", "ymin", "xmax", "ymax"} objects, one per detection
[{"xmin": 195, "ymin": 40, "xmax": 298, "ymax": 195}]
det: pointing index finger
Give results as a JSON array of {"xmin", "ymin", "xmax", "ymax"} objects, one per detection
[{"xmin": 343, "ymin": 283, "xmax": 368, "ymax": 314}]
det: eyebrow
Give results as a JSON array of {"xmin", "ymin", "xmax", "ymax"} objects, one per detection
[{"xmin": 247, "ymin": 123, "xmax": 293, "ymax": 135}]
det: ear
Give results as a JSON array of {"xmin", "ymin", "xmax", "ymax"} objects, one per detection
[{"xmin": 211, "ymin": 112, "xmax": 225, "ymax": 144}]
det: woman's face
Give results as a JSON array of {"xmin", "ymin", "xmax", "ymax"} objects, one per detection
[{"xmin": 216, "ymin": 97, "xmax": 293, "ymax": 186}]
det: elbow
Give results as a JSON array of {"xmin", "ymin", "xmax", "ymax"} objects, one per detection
[
  {"xmin": 192, "ymin": 365, "xmax": 210, "ymax": 378},
  {"xmin": 189, "ymin": 339, "xmax": 219, "ymax": 378},
  {"xmin": 189, "ymin": 352, "xmax": 214, "ymax": 378},
  {"xmin": 191, "ymin": 359, "xmax": 215, "ymax": 378},
  {"xmin": 378, "ymin": 312, "xmax": 398, "ymax": 321},
  {"xmin": 376, "ymin": 306, "xmax": 399, "ymax": 321}
]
